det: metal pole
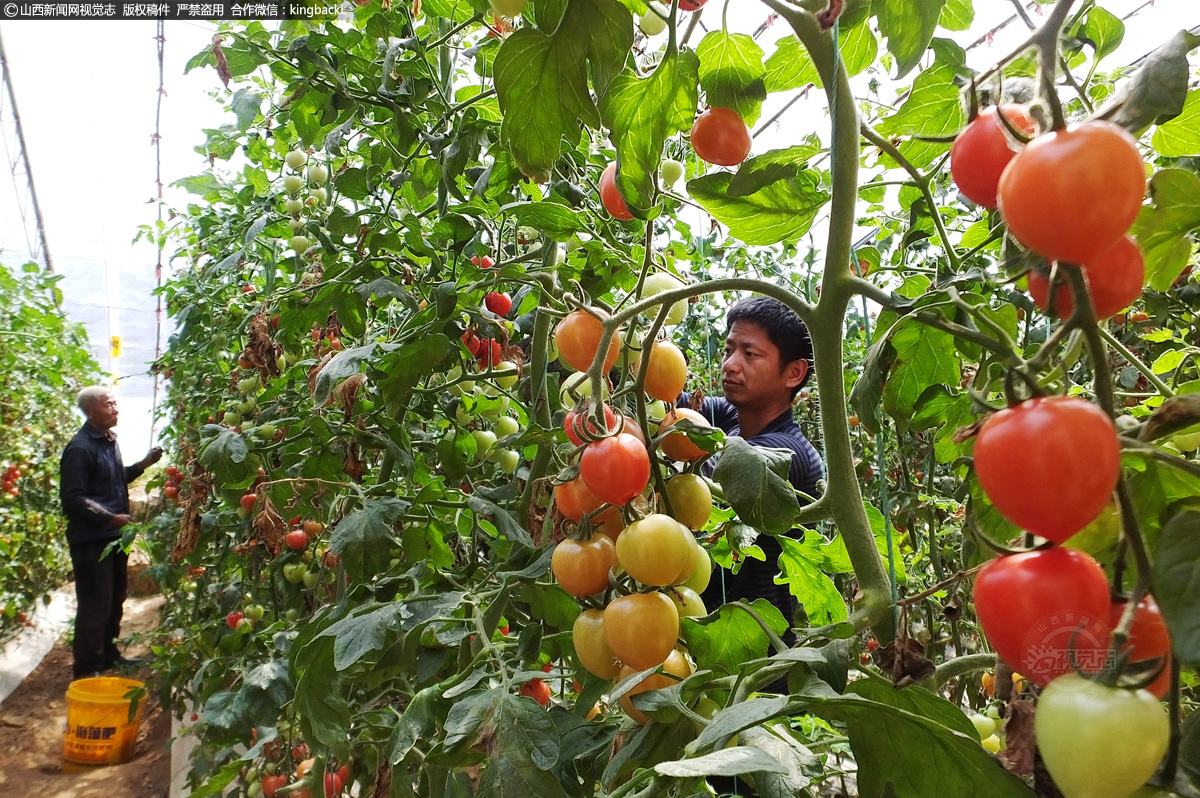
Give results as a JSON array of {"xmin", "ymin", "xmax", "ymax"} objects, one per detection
[{"xmin": 0, "ymin": 28, "xmax": 53, "ymax": 274}]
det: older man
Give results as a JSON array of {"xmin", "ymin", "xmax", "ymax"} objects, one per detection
[{"xmin": 59, "ymin": 386, "xmax": 161, "ymax": 679}]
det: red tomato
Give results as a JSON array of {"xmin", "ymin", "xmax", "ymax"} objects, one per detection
[
  {"xmin": 325, "ymin": 771, "xmax": 344, "ymax": 795},
  {"xmin": 974, "ymin": 547, "xmax": 1112, "ymax": 686},
  {"xmin": 580, "ymin": 433, "xmax": 651, "ymax": 507},
  {"xmin": 552, "ymin": 535, "xmax": 618, "ymax": 597},
  {"xmin": 519, "ymin": 678, "xmax": 552, "ymax": 706},
  {"xmin": 950, "ymin": 105, "xmax": 1036, "ymax": 209},
  {"xmin": 164, "ymin": 485, "xmax": 179, "ymax": 501},
  {"xmin": 226, "ymin": 611, "xmax": 244, "ymax": 629},
  {"xmin": 603, "ymin": 592, "xmax": 679, "ymax": 670},
  {"xmin": 974, "ymin": 396, "xmax": 1119, "ymax": 542},
  {"xmin": 599, "ymin": 163, "xmax": 634, "ymax": 220},
  {"xmin": 471, "ymin": 255, "xmax": 496, "ymax": 269},
  {"xmin": 1026, "ymin": 235, "xmax": 1145, "ymax": 320},
  {"xmin": 564, "ymin": 404, "xmax": 618, "ymax": 446},
  {"xmin": 285, "ymin": 530, "xmax": 308, "ymax": 550},
  {"xmin": 262, "ymin": 775, "xmax": 289, "ymax": 798},
  {"xmin": 337, "ymin": 765, "xmax": 350, "ymax": 783},
  {"xmin": 998, "ymin": 120, "xmax": 1146, "ymax": 264},
  {"xmin": 637, "ymin": 339, "xmax": 688, "ymax": 402},
  {"xmin": 658, "ymin": 408, "xmax": 711, "ymax": 461},
  {"xmin": 554, "ymin": 476, "xmax": 604, "ymax": 521},
  {"xmin": 678, "ymin": 0, "xmax": 707, "ymax": 8},
  {"xmin": 1110, "ymin": 596, "xmax": 1172, "ymax": 698},
  {"xmin": 240, "ymin": 493, "xmax": 258, "ymax": 513},
  {"xmin": 476, "ymin": 339, "xmax": 503, "ymax": 368},
  {"xmin": 690, "ymin": 108, "xmax": 751, "ymax": 167},
  {"xmin": 484, "ymin": 292, "xmax": 512, "ymax": 316},
  {"xmin": 328, "ymin": 337, "xmax": 343, "ymax": 351},
  {"xmin": 554, "ymin": 310, "xmax": 620, "ymax": 373},
  {"xmin": 460, "ymin": 331, "xmax": 482, "ymax": 356}
]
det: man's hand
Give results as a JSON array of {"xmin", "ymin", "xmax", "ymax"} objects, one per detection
[
  {"xmin": 109, "ymin": 514, "xmax": 134, "ymax": 528},
  {"xmin": 142, "ymin": 447, "xmax": 164, "ymax": 468}
]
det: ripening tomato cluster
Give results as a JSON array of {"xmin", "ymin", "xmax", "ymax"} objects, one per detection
[
  {"xmin": 163, "ymin": 465, "xmax": 183, "ymax": 503},
  {"xmin": 950, "ymin": 108, "xmax": 1148, "ymax": 321},
  {"xmin": 969, "ymin": 394, "xmax": 1172, "ymax": 796},
  {"xmin": 543, "ymin": 306, "xmax": 729, "ymax": 724},
  {"xmin": 1, "ymin": 465, "xmax": 21, "ymax": 498}
]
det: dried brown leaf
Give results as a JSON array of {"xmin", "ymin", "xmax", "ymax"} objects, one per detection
[
  {"xmin": 253, "ymin": 496, "xmax": 287, "ymax": 556},
  {"xmin": 344, "ymin": 440, "xmax": 365, "ymax": 482},
  {"xmin": 876, "ymin": 637, "xmax": 936, "ymax": 687},
  {"xmin": 998, "ymin": 698, "xmax": 1036, "ymax": 775},
  {"xmin": 212, "ymin": 35, "xmax": 231, "ymax": 87}
]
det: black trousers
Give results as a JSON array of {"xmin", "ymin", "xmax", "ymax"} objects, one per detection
[{"xmin": 69, "ymin": 539, "xmax": 127, "ymax": 677}]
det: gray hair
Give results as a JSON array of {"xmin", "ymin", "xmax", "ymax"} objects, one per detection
[{"xmin": 77, "ymin": 386, "xmax": 114, "ymax": 413}]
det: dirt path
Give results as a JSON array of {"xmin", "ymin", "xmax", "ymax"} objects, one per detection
[{"xmin": 0, "ymin": 594, "xmax": 171, "ymax": 798}]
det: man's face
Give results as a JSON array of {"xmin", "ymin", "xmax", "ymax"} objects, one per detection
[
  {"xmin": 721, "ymin": 321, "xmax": 807, "ymax": 408},
  {"xmin": 87, "ymin": 393, "xmax": 119, "ymax": 430}
]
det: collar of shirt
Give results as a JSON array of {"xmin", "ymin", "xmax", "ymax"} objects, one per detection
[
  {"xmin": 748, "ymin": 406, "xmax": 801, "ymax": 440},
  {"xmin": 84, "ymin": 422, "xmax": 117, "ymax": 443}
]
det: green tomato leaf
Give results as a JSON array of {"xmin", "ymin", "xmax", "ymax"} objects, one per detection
[
  {"xmin": 1097, "ymin": 29, "xmax": 1200, "ymax": 133},
  {"xmin": 882, "ymin": 321, "xmax": 961, "ymax": 427},
  {"xmin": 1152, "ymin": 511, "xmax": 1200, "ymax": 668},
  {"xmin": 872, "ymin": 0, "xmax": 948, "ymax": 78},
  {"xmin": 763, "ymin": 36, "xmax": 819, "ymax": 93},
  {"xmin": 711, "ymin": 437, "xmax": 801, "ymax": 535},
  {"xmin": 1153, "ymin": 89, "xmax": 1200, "ymax": 157},
  {"xmin": 318, "ymin": 602, "xmax": 404, "ymax": 671},
  {"xmin": 696, "ymin": 30, "xmax": 767, "ymax": 125},
  {"xmin": 1134, "ymin": 168, "xmax": 1200, "ymax": 291},
  {"xmin": 599, "ymin": 49, "xmax": 701, "ymax": 213},
  {"xmin": 499, "ymin": 201, "xmax": 587, "ymax": 239},
  {"xmin": 726, "ymin": 138, "xmax": 822, "ymax": 197},
  {"xmin": 777, "ymin": 535, "xmax": 848, "ymax": 625},
  {"xmin": 681, "ymin": 598, "xmax": 788, "ymax": 673},
  {"xmin": 330, "ymin": 497, "xmax": 408, "ymax": 580},
  {"xmin": 937, "ymin": 0, "xmax": 973, "ymax": 32},
  {"xmin": 1077, "ymin": 5, "xmax": 1125, "ymax": 63},
  {"xmin": 655, "ymin": 746, "xmax": 787, "ymax": 778},
  {"xmin": 687, "ymin": 168, "xmax": 829, "ymax": 245},
  {"xmin": 494, "ymin": 0, "xmax": 635, "ymax": 181}
]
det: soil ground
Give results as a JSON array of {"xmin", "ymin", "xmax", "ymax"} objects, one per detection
[{"xmin": 0, "ymin": 593, "xmax": 171, "ymax": 798}]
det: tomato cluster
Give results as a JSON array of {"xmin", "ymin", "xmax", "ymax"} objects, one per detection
[
  {"xmin": 1, "ymin": 465, "xmax": 20, "ymax": 498},
  {"xmin": 163, "ymin": 465, "xmax": 183, "ymax": 503},
  {"xmin": 951, "ymin": 108, "xmax": 1148, "ymax": 321}
]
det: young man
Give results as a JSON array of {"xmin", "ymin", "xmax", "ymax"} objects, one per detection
[
  {"xmin": 59, "ymin": 386, "xmax": 162, "ymax": 679},
  {"xmin": 680, "ymin": 296, "xmax": 823, "ymax": 631}
]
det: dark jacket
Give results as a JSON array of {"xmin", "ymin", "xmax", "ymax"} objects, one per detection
[{"xmin": 59, "ymin": 423, "xmax": 145, "ymax": 545}]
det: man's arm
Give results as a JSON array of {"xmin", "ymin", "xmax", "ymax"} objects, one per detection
[
  {"xmin": 124, "ymin": 446, "xmax": 163, "ymax": 484},
  {"xmin": 60, "ymin": 446, "xmax": 118, "ymax": 526}
]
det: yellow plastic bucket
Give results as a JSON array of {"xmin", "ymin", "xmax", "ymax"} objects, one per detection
[{"xmin": 63, "ymin": 677, "xmax": 147, "ymax": 765}]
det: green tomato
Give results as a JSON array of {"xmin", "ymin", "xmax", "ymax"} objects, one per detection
[
  {"xmin": 285, "ymin": 198, "xmax": 304, "ymax": 214},
  {"xmin": 970, "ymin": 714, "xmax": 998, "ymax": 739},
  {"xmin": 236, "ymin": 617, "xmax": 254, "ymax": 633},
  {"xmin": 479, "ymin": 395, "xmax": 510, "ymax": 422},
  {"xmin": 638, "ymin": 1, "xmax": 667, "ymax": 35},
  {"xmin": 181, "ymin": 580, "xmax": 197, "ymax": 594},
  {"xmin": 236, "ymin": 397, "xmax": 257, "ymax": 415},
  {"xmin": 981, "ymin": 734, "xmax": 1001, "ymax": 753},
  {"xmin": 283, "ymin": 563, "xmax": 305, "ymax": 584},
  {"xmin": 310, "ymin": 187, "xmax": 328, "ymax": 205},
  {"xmin": 639, "ymin": 272, "xmax": 688, "ymax": 325},
  {"xmin": 283, "ymin": 174, "xmax": 303, "ymax": 193},
  {"xmin": 559, "ymin": 372, "xmax": 609, "ymax": 409},
  {"xmin": 289, "ymin": 218, "xmax": 306, "ymax": 233},
  {"xmin": 238, "ymin": 374, "xmax": 261, "ymax": 393},
  {"xmin": 495, "ymin": 416, "xmax": 520, "ymax": 438},
  {"xmin": 285, "ymin": 609, "xmax": 300, "ymax": 622},
  {"xmin": 285, "ymin": 150, "xmax": 308, "ymax": 170},
  {"xmin": 497, "ymin": 448, "xmax": 520, "ymax": 474},
  {"xmin": 681, "ymin": 545, "xmax": 712, "ymax": 594},
  {"xmin": 660, "ymin": 157, "xmax": 684, "ymax": 186},
  {"xmin": 1036, "ymin": 674, "xmax": 1168, "ymax": 798},
  {"xmin": 307, "ymin": 164, "xmax": 328, "ymax": 183},
  {"xmin": 495, "ymin": 360, "xmax": 519, "ymax": 390},
  {"xmin": 471, "ymin": 429, "xmax": 497, "ymax": 461},
  {"xmin": 244, "ymin": 604, "xmax": 265, "ymax": 622},
  {"xmin": 224, "ymin": 411, "xmax": 243, "ymax": 428},
  {"xmin": 455, "ymin": 401, "xmax": 474, "ymax": 425},
  {"xmin": 669, "ymin": 585, "xmax": 707, "ymax": 617},
  {"xmin": 247, "ymin": 781, "xmax": 262, "ymax": 798},
  {"xmin": 302, "ymin": 570, "xmax": 320, "ymax": 589},
  {"xmin": 257, "ymin": 423, "xmax": 277, "ymax": 440},
  {"xmin": 289, "ymin": 235, "xmax": 309, "ymax": 253}
]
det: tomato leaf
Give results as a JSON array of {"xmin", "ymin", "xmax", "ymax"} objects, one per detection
[
  {"xmin": 389, "ymin": 684, "xmax": 444, "ymax": 764},
  {"xmin": 468, "ymin": 494, "xmax": 535, "ymax": 549},
  {"xmin": 937, "ymin": 0, "xmax": 973, "ymax": 32},
  {"xmin": 711, "ymin": 437, "xmax": 801, "ymax": 535},
  {"xmin": 599, "ymin": 49, "xmax": 700, "ymax": 214},
  {"xmin": 687, "ymin": 167, "xmax": 829, "ymax": 246},
  {"xmin": 330, "ymin": 498, "xmax": 408, "ymax": 579},
  {"xmin": 1153, "ymin": 88, "xmax": 1200, "ymax": 156},
  {"xmin": 681, "ymin": 598, "xmax": 787, "ymax": 673},
  {"xmin": 696, "ymin": 30, "xmax": 767, "ymax": 125},
  {"xmin": 494, "ymin": 0, "xmax": 634, "ymax": 182},
  {"xmin": 726, "ymin": 139, "xmax": 823, "ymax": 197},
  {"xmin": 881, "ymin": 321, "xmax": 961, "ymax": 429},
  {"xmin": 1134, "ymin": 168, "xmax": 1200, "ymax": 292},
  {"xmin": 319, "ymin": 602, "xmax": 404, "ymax": 671},
  {"xmin": 1151, "ymin": 510, "xmax": 1200, "ymax": 668},
  {"xmin": 1074, "ymin": 5, "xmax": 1125, "ymax": 63},
  {"xmin": 313, "ymin": 344, "xmax": 376, "ymax": 407},
  {"xmin": 763, "ymin": 36, "xmax": 819, "ymax": 93},
  {"xmin": 499, "ymin": 201, "xmax": 587, "ymax": 240},
  {"xmin": 656, "ymin": 746, "xmax": 787, "ymax": 778},
  {"xmin": 476, "ymin": 694, "xmax": 567, "ymax": 797},
  {"xmin": 872, "ymin": 0, "xmax": 949, "ymax": 79},
  {"xmin": 875, "ymin": 63, "xmax": 964, "ymax": 171},
  {"xmin": 777, "ymin": 534, "xmax": 849, "ymax": 625},
  {"xmin": 1096, "ymin": 29, "xmax": 1200, "ymax": 133}
]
